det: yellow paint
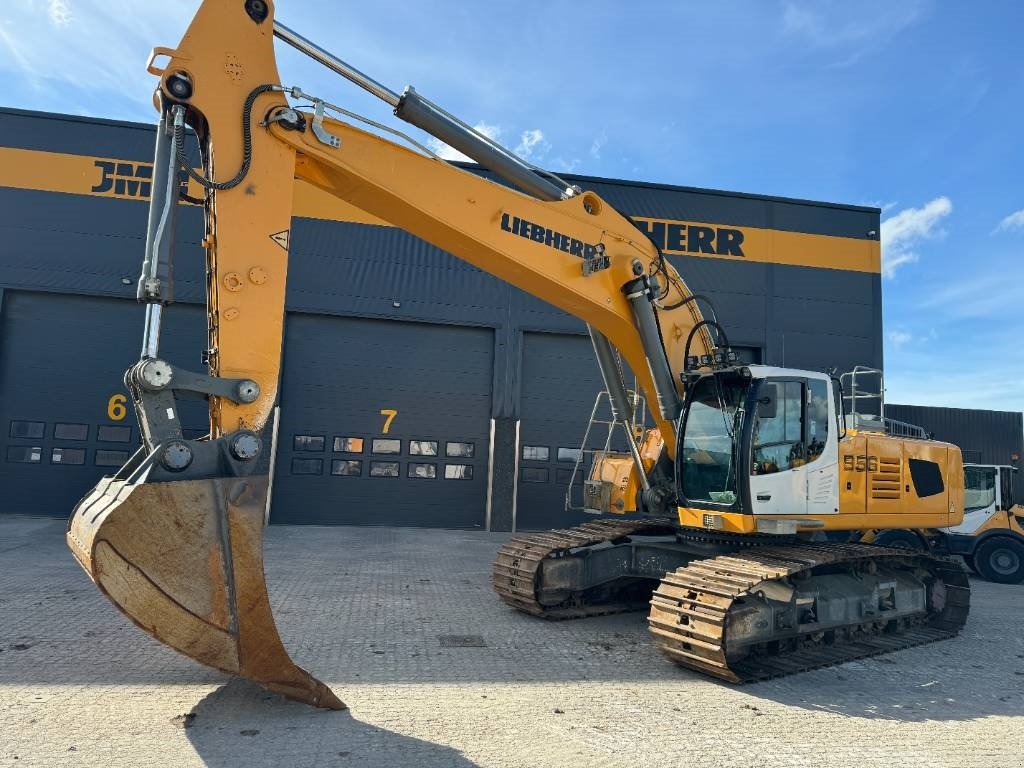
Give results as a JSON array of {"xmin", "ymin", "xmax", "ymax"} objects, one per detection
[
  {"xmin": 632, "ymin": 216, "xmax": 879, "ymax": 274},
  {"xmin": 142, "ymin": 0, "xmax": 295, "ymax": 437},
  {"xmin": 587, "ymin": 429, "xmax": 664, "ymax": 515},
  {"xmin": 106, "ymin": 393, "xmax": 128, "ymax": 421},
  {"xmin": 0, "ymin": 154, "xmax": 878, "ymax": 273},
  {"xmin": 379, "ymin": 409, "xmax": 398, "ymax": 435},
  {"xmin": 0, "ymin": 145, "xmax": 390, "ymax": 226}
]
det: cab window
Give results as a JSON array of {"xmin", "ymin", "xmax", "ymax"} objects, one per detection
[
  {"xmin": 964, "ymin": 466, "xmax": 997, "ymax": 511},
  {"xmin": 806, "ymin": 379, "xmax": 829, "ymax": 462},
  {"xmin": 752, "ymin": 381, "xmax": 804, "ymax": 475}
]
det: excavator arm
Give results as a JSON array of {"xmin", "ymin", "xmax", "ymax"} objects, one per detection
[{"xmin": 67, "ymin": 0, "xmax": 721, "ymax": 710}]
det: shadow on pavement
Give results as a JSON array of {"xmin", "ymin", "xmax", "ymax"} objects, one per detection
[
  {"xmin": 182, "ymin": 678, "xmax": 480, "ymax": 768},
  {"xmin": 747, "ymin": 636, "xmax": 1024, "ymax": 722}
]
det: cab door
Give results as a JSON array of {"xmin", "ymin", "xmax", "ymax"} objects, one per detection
[
  {"xmin": 749, "ymin": 380, "xmax": 808, "ymax": 515},
  {"xmin": 748, "ymin": 377, "xmax": 839, "ymax": 517},
  {"xmin": 804, "ymin": 378, "xmax": 840, "ymax": 516}
]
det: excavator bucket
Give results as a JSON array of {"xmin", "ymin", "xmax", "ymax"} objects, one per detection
[{"xmin": 67, "ymin": 473, "xmax": 344, "ymax": 710}]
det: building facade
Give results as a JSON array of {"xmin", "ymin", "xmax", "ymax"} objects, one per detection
[
  {"xmin": 0, "ymin": 107, "xmax": 887, "ymax": 530},
  {"xmin": 885, "ymin": 403, "xmax": 1023, "ymax": 469}
]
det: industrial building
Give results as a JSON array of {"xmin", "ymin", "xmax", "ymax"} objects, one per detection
[{"xmin": 0, "ymin": 106, "xmax": 1016, "ymax": 531}]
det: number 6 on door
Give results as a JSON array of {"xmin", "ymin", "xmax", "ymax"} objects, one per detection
[{"xmin": 107, "ymin": 393, "xmax": 128, "ymax": 421}]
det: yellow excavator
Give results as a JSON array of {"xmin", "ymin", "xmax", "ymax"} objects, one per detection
[{"xmin": 67, "ymin": 0, "xmax": 970, "ymax": 710}]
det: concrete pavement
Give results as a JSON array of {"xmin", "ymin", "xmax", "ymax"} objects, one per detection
[{"xmin": 2, "ymin": 516, "xmax": 1023, "ymax": 767}]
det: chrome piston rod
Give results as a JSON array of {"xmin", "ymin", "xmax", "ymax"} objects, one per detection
[
  {"xmin": 138, "ymin": 100, "xmax": 181, "ymax": 360},
  {"xmin": 273, "ymin": 22, "xmax": 400, "ymax": 107}
]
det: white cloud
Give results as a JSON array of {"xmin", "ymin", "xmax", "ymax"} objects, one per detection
[
  {"xmin": 426, "ymin": 121, "xmax": 502, "ymax": 162},
  {"xmin": 781, "ymin": 2, "xmax": 926, "ymax": 68},
  {"xmin": 782, "ymin": 4, "xmax": 820, "ymax": 37},
  {"xmin": 917, "ymin": 273, "xmax": 1017, "ymax": 319},
  {"xmin": 859, "ymin": 199, "xmax": 899, "ymax": 212},
  {"xmin": 550, "ymin": 156, "xmax": 580, "ymax": 174},
  {"xmin": 994, "ymin": 209, "xmax": 1024, "ymax": 234},
  {"xmin": 515, "ymin": 128, "xmax": 548, "ymax": 161},
  {"xmin": 887, "ymin": 330, "xmax": 912, "ymax": 348},
  {"xmin": 879, "ymin": 196, "xmax": 952, "ymax": 278},
  {"xmin": 589, "ymin": 130, "xmax": 607, "ymax": 160},
  {"xmin": 48, "ymin": 0, "xmax": 72, "ymax": 27},
  {"xmin": 0, "ymin": 1, "xmax": 193, "ymax": 116}
]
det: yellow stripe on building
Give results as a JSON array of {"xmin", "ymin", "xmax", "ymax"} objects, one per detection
[{"xmin": 0, "ymin": 146, "xmax": 879, "ymax": 273}]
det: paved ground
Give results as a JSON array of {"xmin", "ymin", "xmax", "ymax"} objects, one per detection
[{"xmin": 2, "ymin": 516, "xmax": 1023, "ymax": 768}]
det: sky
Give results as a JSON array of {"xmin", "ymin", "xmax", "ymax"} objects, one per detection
[{"xmin": 1, "ymin": 0, "xmax": 1022, "ymax": 413}]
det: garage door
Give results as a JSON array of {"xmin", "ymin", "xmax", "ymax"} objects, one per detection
[
  {"xmin": 0, "ymin": 291, "xmax": 207, "ymax": 517},
  {"xmin": 271, "ymin": 314, "xmax": 493, "ymax": 527},
  {"xmin": 517, "ymin": 331, "xmax": 635, "ymax": 531}
]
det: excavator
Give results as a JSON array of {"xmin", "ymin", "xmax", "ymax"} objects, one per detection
[{"xmin": 67, "ymin": 0, "xmax": 970, "ymax": 710}]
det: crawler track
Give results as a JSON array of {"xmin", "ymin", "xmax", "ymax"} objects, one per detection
[
  {"xmin": 491, "ymin": 517, "xmax": 676, "ymax": 619},
  {"xmin": 648, "ymin": 542, "xmax": 971, "ymax": 682}
]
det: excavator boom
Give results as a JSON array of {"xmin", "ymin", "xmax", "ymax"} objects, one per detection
[{"xmin": 68, "ymin": 0, "xmax": 716, "ymax": 709}]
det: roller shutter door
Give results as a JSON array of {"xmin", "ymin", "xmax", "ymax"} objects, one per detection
[
  {"xmin": 271, "ymin": 314, "xmax": 493, "ymax": 527},
  {"xmin": 517, "ymin": 331, "xmax": 635, "ymax": 531},
  {"xmin": 0, "ymin": 291, "xmax": 207, "ymax": 517}
]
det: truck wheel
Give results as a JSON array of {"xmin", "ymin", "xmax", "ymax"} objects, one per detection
[
  {"xmin": 873, "ymin": 530, "xmax": 925, "ymax": 550},
  {"xmin": 975, "ymin": 537, "xmax": 1024, "ymax": 584}
]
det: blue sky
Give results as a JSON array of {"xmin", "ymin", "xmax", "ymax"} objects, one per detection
[{"xmin": 1, "ymin": 0, "xmax": 1022, "ymax": 413}]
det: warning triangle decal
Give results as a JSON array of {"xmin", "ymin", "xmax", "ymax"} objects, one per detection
[{"xmin": 270, "ymin": 230, "xmax": 290, "ymax": 251}]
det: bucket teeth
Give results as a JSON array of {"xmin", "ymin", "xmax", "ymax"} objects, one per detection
[{"xmin": 68, "ymin": 474, "xmax": 344, "ymax": 710}]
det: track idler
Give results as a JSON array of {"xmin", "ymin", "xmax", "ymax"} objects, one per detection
[{"xmin": 67, "ymin": 474, "xmax": 344, "ymax": 710}]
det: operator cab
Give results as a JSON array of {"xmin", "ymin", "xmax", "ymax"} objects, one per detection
[
  {"xmin": 675, "ymin": 365, "xmax": 842, "ymax": 519},
  {"xmin": 946, "ymin": 463, "xmax": 1019, "ymax": 534}
]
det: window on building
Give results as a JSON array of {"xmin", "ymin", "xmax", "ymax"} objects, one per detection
[
  {"xmin": 370, "ymin": 461, "xmax": 400, "ymax": 477},
  {"xmin": 446, "ymin": 441, "xmax": 475, "ymax": 458},
  {"xmin": 51, "ymin": 447, "xmax": 86, "ymax": 465},
  {"xmin": 331, "ymin": 459, "xmax": 362, "ymax": 477},
  {"xmin": 95, "ymin": 450, "xmax": 129, "ymax": 467},
  {"xmin": 521, "ymin": 467, "xmax": 549, "ymax": 483},
  {"xmin": 54, "ymin": 423, "xmax": 89, "ymax": 441},
  {"xmin": 6, "ymin": 446, "xmax": 41, "ymax": 463},
  {"xmin": 557, "ymin": 447, "xmax": 582, "ymax": 463},
  {"xmin": 333, "ymin": 437, "xmax": 364, "ymax": 453},
  {"xmin": 408, "ymin": 462, "xmax": 437, "ymax": 479},
  {"xmin": 410, "ymin": 440, "xmax": 438, "ymax": 456},
  {"xmin": 556, "ymin": 468, "xmax": 574, "ymax": 484},
  {"xmin": 444, "ymin": 464, "xmax": 473, "ymax": 480},
  {"xmin": 290, "ymin": 457, "xmax": 323, "ymax": 475},
  {"xmin": 293, "ymin": 435, "xmax": 325, "ymax": 452},
  {"xmin": 97, "ymin": 425, "xmax": 132, "ymax": 443},
  {"xmin": 522, "ymin": 445, "xmax": 549, "ymax": 461},
  {"xmin": 9, "ymin": 421, "xmax": 44, "ymax": 439},
  {"xmin": 372, "ymin": 439, "xmax": 401, "ymax": 455}
]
